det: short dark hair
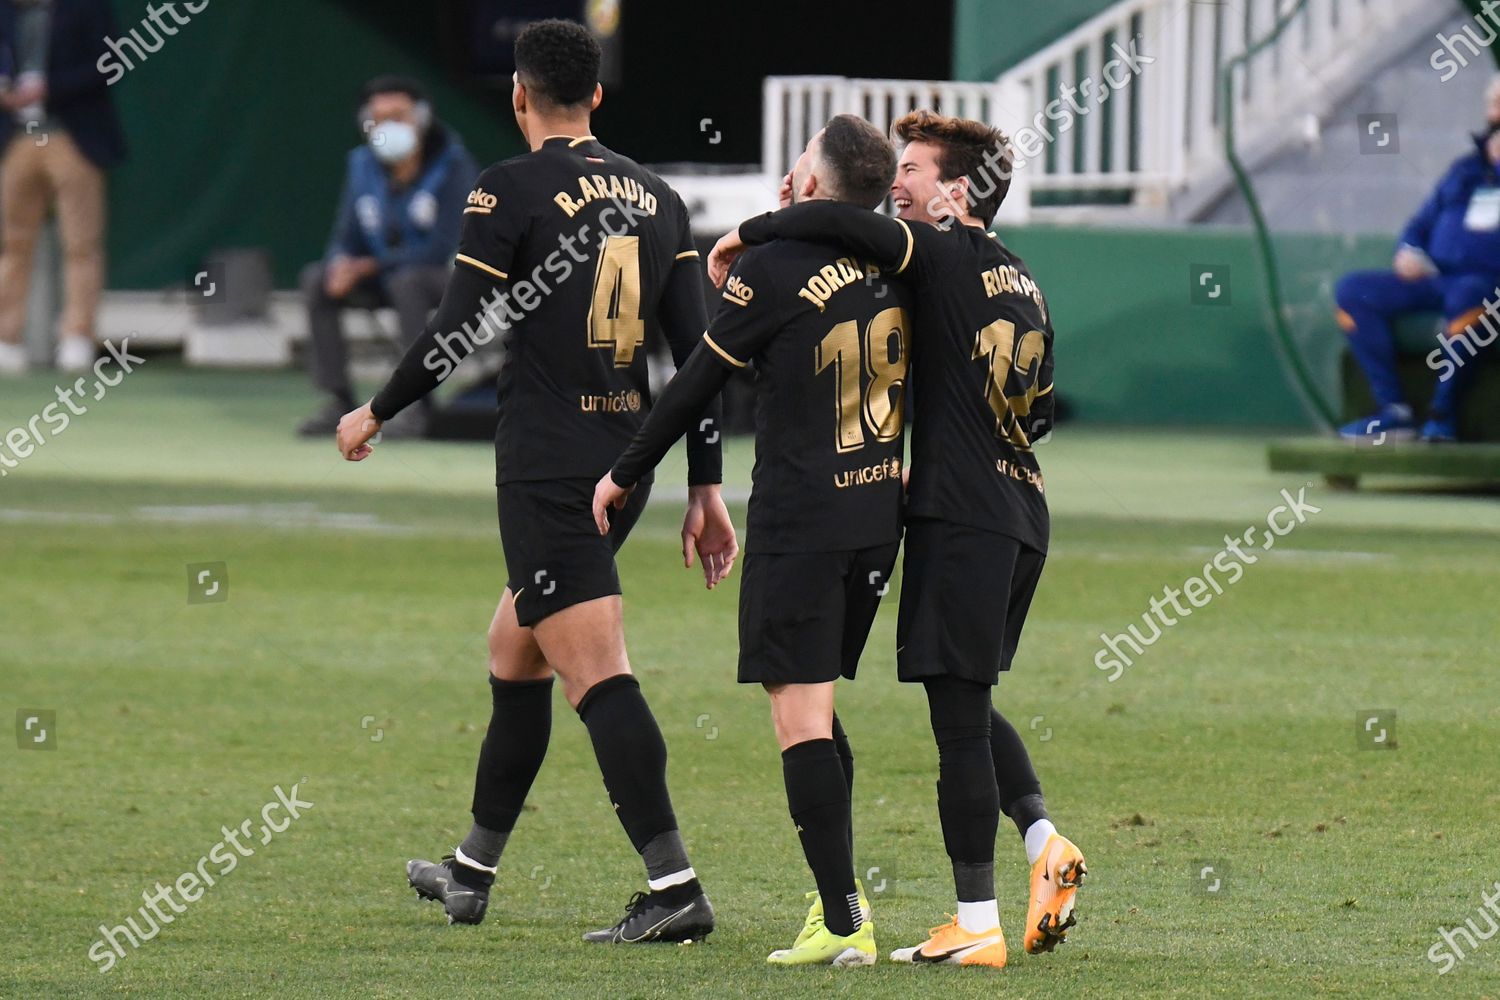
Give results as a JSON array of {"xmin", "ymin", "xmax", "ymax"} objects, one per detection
[
  {"xmin": 514, "ymin": 19, "xmax": 600, "ymax": 112},
  {"xmin": 360, "ymin": 75, "xmax": 427, "ymax": 108},
  {"xmin": 817, "ymin": 114, "xmax": 896, "ymax": 210},
  {"xmin": 893, "ymin": 110, "xmax": 1013, "ymax": 225}
]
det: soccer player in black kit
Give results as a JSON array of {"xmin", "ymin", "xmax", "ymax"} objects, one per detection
[
  {"xmin": 594, "ymin": 115, "xmax": 912, "ymax": 966},
  {"xmin": 711, "ymin": 110, "xmax": 1087, "ymax": 968},
  {"xmin": 335, "ymin": 20, "xmax": 737, "ymax": 943}
]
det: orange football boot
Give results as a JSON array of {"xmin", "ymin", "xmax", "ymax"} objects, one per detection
[
  {"xmin": 1025, "ymin": 833, "xmax": 1087, "ymax": 954},
  {"xmin": 890, "ymin": 916, "xmax": 1007, "ymax": 967}
]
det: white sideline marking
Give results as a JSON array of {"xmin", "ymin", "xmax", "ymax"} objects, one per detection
[
  {"xmin": 1182, "ymin": 546, "xmax": 1392, "ymax": 564},
  {"xmin": 0, "ymin": 504, "xmax": 435, "ymax": 536}
]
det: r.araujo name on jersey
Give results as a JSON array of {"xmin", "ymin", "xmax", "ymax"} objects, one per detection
[
  {"xmin": 702, "ymin": 240, "xmax": 915, "ymax": 554},
  {"xmin": 740, "ymin": 203, "xmax": 1056, "ymax": 553},
  {"xmin": 453, "ymin": 135, "xmax": 704, "ymax": 484}
]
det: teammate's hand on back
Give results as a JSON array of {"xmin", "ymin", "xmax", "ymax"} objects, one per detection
[
  {"xmin": 336, "ymin": 402, "xmax": 382, "ymax": 461},
  {"xmin": 707, "ymin": 229, "xmax": 745, "ymax": 288},
  {"xmin": 682, "ymin": 484, "xmax": 738, "ymax": 589},
  {"xmin": 592, "ymin": 472, "xmax": 634, "ymax": 536}
]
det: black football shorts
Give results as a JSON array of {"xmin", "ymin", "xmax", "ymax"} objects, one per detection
[
  {"xmin": 896, "ymin": 516, "xmax": 1046, "ymax": 685},
  {"xmin": 737, "ymin": 542, "xmax": 901, "ymax": 684},
  {"xmin": 497, "ymin": 477, "xmax": 652, "ymax": 628}
]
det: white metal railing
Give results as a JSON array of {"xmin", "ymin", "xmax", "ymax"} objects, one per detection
[
  {"xmin": 761, "ymin": 76, "xmax": 1032, "ymax": 222},
  {"xmin": 764, "ymin": 0, "xmax": 1445, "ymax": 215}
]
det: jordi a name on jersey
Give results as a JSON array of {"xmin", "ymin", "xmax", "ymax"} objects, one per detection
[{"xmin": 796, "ymin": 256, "xmax": 885, "ymax": 313}]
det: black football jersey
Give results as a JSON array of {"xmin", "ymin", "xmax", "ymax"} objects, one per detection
[
  {"xmin": 455, "ymin": 135, "xmax": 709, "ymax": 484},
  {"xmin": 704, "ymin": 239, "xmax": 915, "ymax": 553},
  {"xmin": 741, "ymin": 203, "xmax": 1055, "ymax": 552}
]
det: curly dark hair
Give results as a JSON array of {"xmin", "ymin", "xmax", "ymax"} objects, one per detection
[
  {"xmin": 514, "ymin": 19, "xmax": 601, "ymax": 112},
  {"xmin": 893, "ymin": 110, "xmax": 1014, "ymax": 225},
  {"xmin": 818, "ymin": 114, "xmax": 896, "ymax": 210}
]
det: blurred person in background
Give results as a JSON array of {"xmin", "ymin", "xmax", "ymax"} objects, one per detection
[
  {"xmin": 0, "ymin": 0, "xmax": 125, "ymax": 376},
  {"xmin": 297, "ymin": 76, "xmax": 476, "ymax": 437},
  {"xmin": 1334, "ymin": 77, "xmax": 1500, "ymax": 443}
]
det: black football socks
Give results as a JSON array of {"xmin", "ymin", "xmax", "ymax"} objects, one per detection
[
  {"xmin": 831, "ymin": 712, "xmax": 856, "ymax": 860},
  {"xmin": 925, "ymin": 677, "xmax": 1001, "ymax": 916},
  {"xmin": 989, "ymin": 706, "xmax": 1050, "ymax": 839},
  {"xmin": 576, "ymin": 674, "xmax": 699, "ymax": 897},
  {"xmin": 783, "ymin": 738, "xmax": 861, "ymax": 937},
  {"xmin": 460, "ymin": 675, "xmax": 554, "ymax": 876}
]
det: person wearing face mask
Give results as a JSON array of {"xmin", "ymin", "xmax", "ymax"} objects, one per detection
[
  {"xmin": 1333, "ymin": 76, "xmax": 1500, "ymax": 444},
  {"xmin": 297, "ymin": 75, "xmax": 477, "ymax": 437},
  {"xmin": 0, "ymin": 0, "xmax": 126, "ymax": 377}
]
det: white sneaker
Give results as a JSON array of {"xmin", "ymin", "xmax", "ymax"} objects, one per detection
[
  {"xmin": 56, "ymin": 335, "xmax": 96, "ymax": 373},
  {"xmin": 0, "ymin": 340, "xmax": 27, "ymax": 375}
]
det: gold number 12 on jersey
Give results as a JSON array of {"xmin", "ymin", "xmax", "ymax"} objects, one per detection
[
  {"xmin": 973, "ymin": 318, "xmax": 1046, "ymax": 448},
  {"xmin": 588, "ymin": 236, "xmax": 646, "ymax": 366}
]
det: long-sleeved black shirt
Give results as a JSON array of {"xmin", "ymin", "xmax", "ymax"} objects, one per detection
[
  {"xmin": 740, "ymin": 202, "xmax": 1054, "ymax": 552},
  {"xmin": 371, "ymin": 134, "xmax": 721, "ymax": 486},
  {"xmin": 613, "ymin": 236, "xmax": 914, "ymax": 554}
]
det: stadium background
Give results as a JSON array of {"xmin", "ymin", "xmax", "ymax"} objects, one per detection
[
  {"xmin": 9, "ymin": 3, "xmax": 1500, "ymax": 997},
  {"xmin": 81, "ymin": 0, "xmax": 1499, "ymax": 430}
]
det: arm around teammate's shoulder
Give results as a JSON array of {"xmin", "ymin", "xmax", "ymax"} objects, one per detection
[{"xmin": 735, "ymin": 201, "xmax": 931, "ymax": 278}]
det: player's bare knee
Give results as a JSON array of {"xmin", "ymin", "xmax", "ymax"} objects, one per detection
[
  {"xmin": 766, "ymin": 683, "xmax": 834, "ymax": 750},
  {"xmin": 489, "ymin": 645, "xmax": 549, "ymax": 682},
  {"xmin": 557, "ymin": 664, "xmax": 632, "ymax": 710}
]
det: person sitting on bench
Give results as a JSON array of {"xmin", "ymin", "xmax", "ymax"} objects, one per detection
[
  {"xmin": 298, "ymin": 76, "xmax": 476, "ymax": 438},
  {"xmin": 1334, "ymin": 79, "xmax": 1500, "ymax": 443}
]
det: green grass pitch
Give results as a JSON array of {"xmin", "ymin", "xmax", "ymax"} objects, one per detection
[{"xmin": 3, "ymin": 366, "xmax": 1499, "ymax": 998}]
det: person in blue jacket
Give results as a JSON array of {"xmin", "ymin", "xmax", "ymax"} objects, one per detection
[
  {"xmin": 1335, "ymin": 93, "xmax": 1500, "ymax": 443},
  {"xmin": 299, "ymin": 76, "xmax": 477, "ymax": 437}
]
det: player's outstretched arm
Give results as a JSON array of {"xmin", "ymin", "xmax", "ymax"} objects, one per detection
[
  {"xmin": 651, "ymin": 198, "xmax": 735, "ymax": 586},
  {"xmin": 593, "ymin": 346, "xmax": 737, "ymax": 587},
  {"xmin": 335, "ymin": 265, "xmax": 501, "ymax": 462},
  {"xmin": 339, "ymin": 162, "xmax": 522, "ymax": 463}
]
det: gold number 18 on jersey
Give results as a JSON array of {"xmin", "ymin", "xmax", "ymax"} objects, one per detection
[{"xmin": 815, "ymin": 306, "xmax": 911, "ymax": 454}]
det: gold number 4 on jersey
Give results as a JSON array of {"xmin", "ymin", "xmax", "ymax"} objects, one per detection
[{"xmin": 588, "ymin": 235, "xmax": 646, "ymax": 367}]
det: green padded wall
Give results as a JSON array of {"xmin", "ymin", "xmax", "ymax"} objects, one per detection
[
  {"xmin": 952, "ymin": 0, "xmax": 1117, "ymax": 80},
  {"xmin": 101, "ymin": 0, "xmax": 525, "ymax": 289},
  {"xmin": 996, "ymin": 225, "xmax": 1392, "ymax": 428}
]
